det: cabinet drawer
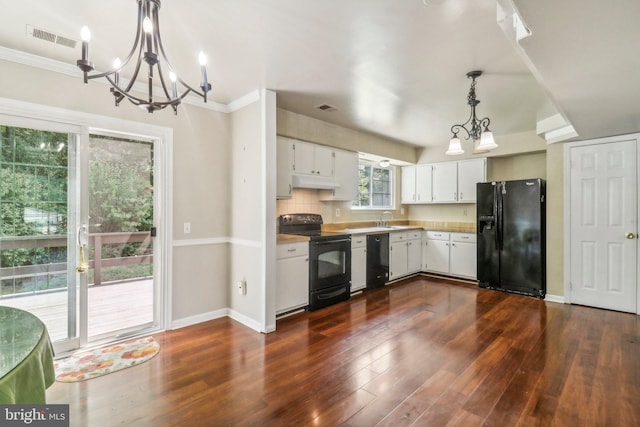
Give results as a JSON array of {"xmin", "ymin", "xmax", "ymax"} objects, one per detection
[
  {"xmin": 389, "ymin": 231, "xmax": 408, "ymax": 243},
  {"xmin": 407, "ymin": 230, "xmax": 422, "ymax": 240},
  {"xmin": 351, "ymin": 235, "xmax": 366, "ymax": 248},
  {"xmin": 276, "ymin": 242, "xmax": 309, "ymax": 259},
  {"xmin": 425, "ymin": 231, "xmax": 450, "ymax": 240},
  {"xmin": 451, "ymin": 233, "xmax": 476, "ymax": 243}
]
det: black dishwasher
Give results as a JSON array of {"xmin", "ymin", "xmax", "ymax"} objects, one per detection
[{"xmin": 366, "ymin": 233, "xmax": 389, "ymax": 289}]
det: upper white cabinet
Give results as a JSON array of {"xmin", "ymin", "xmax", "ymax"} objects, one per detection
[
  {"xmin": 401, "ymin": 158, "xmax": 486, "ymax": 204},
  {"xmin": 293, "ymin": 140, "xmax": 333, "ymax": 177},
  {"xmin": 319, "ymin": 149, "xmax": 358, "ymax": 201},
  {"xmin": 401, "ymin": 165, "xmax": 416, "ymax": 203},
  {"xmin": 401, "ymin": 164, "xmax": 432, "ymax": 204},
  {"xmin": 457, "ymin": 158, "xmax": 486, "ymax": 203},
  {"xmin": 276, "ymin": 137, "xmax": 294, "ymax": 199},
  {"xmin": 432, "ymin": 162, "xmax": 458, "ymax": 203}
]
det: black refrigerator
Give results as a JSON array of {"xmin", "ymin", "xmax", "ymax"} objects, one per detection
[{"xmin": 477, "ymin": 179, "xmax": 546, "ymax": 298}]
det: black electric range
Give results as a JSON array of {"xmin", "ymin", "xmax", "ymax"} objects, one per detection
[{"xmin": 278, "ymin": 214, "xmax": 351, "ymax": 310}]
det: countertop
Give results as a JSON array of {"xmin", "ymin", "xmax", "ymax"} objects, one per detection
[
  {"xmin": 276, "ymin": 234, "xmax": 310, "ymax": 244},
  {"xmin": 277, "ymin": 221, "xmax": 476, "ymax": 244}
]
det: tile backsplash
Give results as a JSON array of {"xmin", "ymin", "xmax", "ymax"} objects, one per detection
[{"xmin": 276, "ymin": 189, "xmax": 331, "ymax": 218}]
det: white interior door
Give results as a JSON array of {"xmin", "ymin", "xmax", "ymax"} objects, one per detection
[{"xmin": 569, "ymin": 138, "xmax": 637, "ymax": 313}]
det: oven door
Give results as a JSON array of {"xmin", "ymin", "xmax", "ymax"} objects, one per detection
[{"xmin": 309, "ymin": 237, "xmax": 351, "ymax": 291}]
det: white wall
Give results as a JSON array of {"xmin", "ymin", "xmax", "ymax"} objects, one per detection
[{"xmin": 228, "ymin": 90, "xmax": 277, "ymax": 332}]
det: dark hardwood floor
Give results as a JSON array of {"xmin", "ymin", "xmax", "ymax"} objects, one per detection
[{"xmin": 47, "ymin": 277, "xmax": 640, "ymax": 426}]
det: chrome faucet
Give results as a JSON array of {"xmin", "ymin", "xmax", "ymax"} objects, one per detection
[{"xmin": 376, "ymin": 211, "xmax": 394, "ymax": 227}]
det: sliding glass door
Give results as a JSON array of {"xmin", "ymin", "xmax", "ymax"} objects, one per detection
[{"xmin": 0, "ymin": 119, "xmax": 163, "ymax": 353}]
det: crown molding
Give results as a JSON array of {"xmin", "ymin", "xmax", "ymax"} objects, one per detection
[{"xmin": 0, "ymin": 45, "xmax": 233, "ymax": 113}]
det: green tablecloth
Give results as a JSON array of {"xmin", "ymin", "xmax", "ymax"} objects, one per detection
[{"xmin": 0, "ymin": 306, "xmax": 56, "ymax": 404}]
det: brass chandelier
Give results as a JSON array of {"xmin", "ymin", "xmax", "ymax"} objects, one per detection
[
  {"xmin": 446, "ymin": 70, "xmax": 498, "ymax": 155},
  {"xmin": 76, "ymin": 0, "xmax": 211, "ymax": 114}
]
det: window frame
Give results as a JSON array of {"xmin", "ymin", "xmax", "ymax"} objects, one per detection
[{"xmin": 352, "ymin": 160, "xmax": 395, "ymax": 210}]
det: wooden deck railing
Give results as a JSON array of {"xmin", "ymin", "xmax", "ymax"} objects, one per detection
[{"xmin": 0, "ymin": 231, "xmax": 153, "ymax": 287}]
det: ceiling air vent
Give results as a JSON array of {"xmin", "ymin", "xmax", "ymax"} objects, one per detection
[
  {"xmin": 27, "ymin": 25, "xmax": 78, "ymax": 49},
  {"xmin": 315, "ymin": 103, "xmax": 337, "ymax": 112}
]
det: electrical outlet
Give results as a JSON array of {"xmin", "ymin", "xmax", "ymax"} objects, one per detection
[
  {"xmin": 237, "ymin": 280, "xmax": 246, "ymax": 295},
  {"xmin": 183, "ymin": 222, "xmax": 191, "ymax": 234},
  {"xmin": 400, "ymin": 207, "xmax": 405, "ymax": 215},
  {"xmin": 335, "ymin": 208, "xmax": 341, "ymax": 217}
]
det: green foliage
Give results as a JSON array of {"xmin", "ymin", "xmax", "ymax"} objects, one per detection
[{"xmin": 0, "ymin": 127, "xmax": 154, "ymax": 295}]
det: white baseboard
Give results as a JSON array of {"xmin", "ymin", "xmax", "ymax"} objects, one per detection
[
  {"xmin": 171, "ymin": 308, "xmax": 229, "ymax": 330},
  {"xmin": 227, "ymin": 309, "xmax": 264, "ymax": 332},
  {"xmin": 171, "ymin": 308, "xmax": 266, "ymax": 333},
  {"xmin": 544, "ymin": 294, "xmax": 565, "ymax": 304}
]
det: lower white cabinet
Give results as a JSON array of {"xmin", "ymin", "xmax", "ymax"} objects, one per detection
[
  {"xmin": 423, "ymin": 231, "xmax": 477, "ymax": 279},
  {"xmin": 449, "ymin": 233, "xmax": 477, "ymax": 278},
  {"xmin": 389, "ymin": 230, "xmax": 422, "ymax": 280},
  {"xmin": 276, "ymin": 242, "xmax": 309, "ymax": 314},
  {"xmin": 351, "ymin": 235, "xmax": 367, "ymax": 291},
  {"xmin": 423, "ymin": 231, "xmax": 450, "ymax": 274}
]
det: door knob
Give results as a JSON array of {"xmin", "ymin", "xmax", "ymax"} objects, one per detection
[{"xmin": 626, "ymin": 232, "xmax": 636, "ymax": 239}]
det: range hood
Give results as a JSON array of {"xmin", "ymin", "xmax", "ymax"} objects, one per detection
[{"xmin": 291, "ymin": 174, "xmax": 340, "ymax": 190}]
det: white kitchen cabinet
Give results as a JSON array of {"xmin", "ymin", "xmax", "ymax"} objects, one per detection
[
  {"xmin": 276, "ymin": 137, "xmax": 294, "ymax": 199},
  {"xmin": 449, "ymin": 233, "xmax": 477, "ymax": 278},
  {"xmin": 389, "ymin": 232, "xmax": 408, "ymax": 280},
  {"xmin": 319, "ymin": 149, "xmax": 359, "ymax": 201},
  {"xmin": 293, "ymin": 140, "xmax": 333, "ymax": 177},
  {"xmin": 416, "ymin": 164, "xmax": 433, "ymax": 203},
  {"xmin": 401, "ymin": 164, "xmax": 432, "ymax": 204},
  {"xmin": 457, "ymin": 158, "xmax": 486, "ymax": 203},
  {"xmin": 401, "ymin": 166, "xmax": 417, "ymax": 203},
  {"xmin": 389, "ymin": 230, "xmax": 422, "ymax": 280},
  {"xmin": 406, "ymin": 230, "xmax": 422, "ymax": 274},
  {"xmin": 432, "ymin": 162, "xmax": 458, "ymax": 203},
  {"xmin": 276, "ymin": 242, "xmax": 309, "ymax": 314},
  {"xmin": 351, "ymin": 235, "xmax": 367, "ymax": 291},
  {"xmin": 423, "ymin": 231, "xmax": 477, "ymax": 279},
  {"xmin": 423, "ymin": 231, "xmax": 450, "ymax": 274}
]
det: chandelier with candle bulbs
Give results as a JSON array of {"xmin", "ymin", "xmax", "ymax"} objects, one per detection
[
  {"xmin": 76, "ymin": 0, "xmax": 211, "ymax": 114},
  {"xmin": 446, "ymin": 71, "xmax": 498, "ymax": 155}
]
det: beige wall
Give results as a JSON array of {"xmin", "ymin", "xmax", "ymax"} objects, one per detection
[
  {"xmin": 545, "ymin": 143, "xmax": 564, "ymax": 296},
  {"xmin": 487, "ymin": 152, "xmax": 547, "ymax": 181},
  {"xmin": 0, "ymin": 59, "xmax": 232, "ymax": 324},
  {"xmin": 277, "ymin": 108, "xmax": 418, "ymax": 163}
]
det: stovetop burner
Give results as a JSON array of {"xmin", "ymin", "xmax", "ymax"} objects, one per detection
[{"xmin": 278, "ymin": 213, "xmax": 349, "ymax": 240}]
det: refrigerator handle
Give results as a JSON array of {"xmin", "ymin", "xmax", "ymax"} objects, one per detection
[{"xmin": 497, "ymin": 182, "xmax": 504, "ymax": 251}]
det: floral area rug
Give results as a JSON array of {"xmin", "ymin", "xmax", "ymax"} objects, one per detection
[{"xmin": 54, "ymin": 336, "xmax": 159, "ymax": 382}]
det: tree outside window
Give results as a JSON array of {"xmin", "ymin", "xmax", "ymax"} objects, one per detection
[{"xmin": 353, "ymin": 161, "xmax": 394, "ymax": 209}]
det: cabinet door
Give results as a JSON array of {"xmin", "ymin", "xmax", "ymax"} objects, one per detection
[
  {"xmin": 450, "ymin": 241, "xmax": 477, "ymax": 278},
  {"xmin": 407, "ymin": 239, "xmax": 422, "ymax": 274},
  {"xmin": 276, "ymin": 137, "xmax": 293, "ymax": 199},
  {"xmin": 389, "ymin": 241, "xmax": 408, "ymax": 280},
  {"xmin": 276, "ymin": 256, "xmax": 309, "ymax": 314},
  {"xmin": 424, "ymin": 239, "xmax": 450, "ymax": 274},
  {"xmin": 401, "ymin": 165, "xmax": 416, "ymax": 204},
  {"xmin": 415, "ymin": 164, "xmax": 433, "ymax": 203},
  {"xmin": 432, "ymin": 162, "xmax": 458, "ymax": 202},
  {"xmin": 314, "ymin": 145, "xmax": 334, "ymax": 177},
  {"xmin": 320, "ymin": 149, "xmax": 358, "ymax": 201},
  {"xmin": 292, "ymin": 140, "xmax": 316, "ymax": 175},
  {"xmin": 457, "ymin": 158, "xmax": 486, "ymax": 202},
  {"xmin": 351, "ymin": 246, "xmax": 366, "ymax": 291}
]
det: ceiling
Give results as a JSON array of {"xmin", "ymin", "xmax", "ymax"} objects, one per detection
[{"xmin": 0, "ymin": 0, "xmax": 638, "ymax": 152}]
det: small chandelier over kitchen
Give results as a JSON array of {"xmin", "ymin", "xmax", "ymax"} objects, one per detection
[
  {"xmin": 446, "ymin": 70, "xmax": 498, "ymax": 155},
  {"xmin": 76, "ymin": 0, "xmax": 211, "ymax": 115}
]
